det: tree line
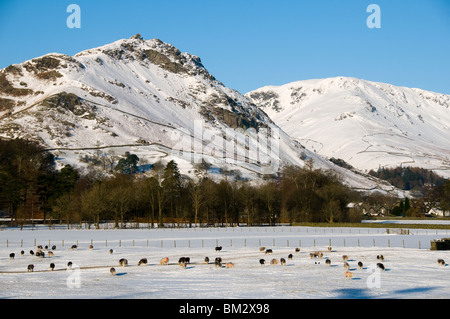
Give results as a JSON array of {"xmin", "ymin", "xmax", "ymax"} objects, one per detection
[{"xmin": 1, "ymin": 138, "xmax": 449, "ymax": 228}]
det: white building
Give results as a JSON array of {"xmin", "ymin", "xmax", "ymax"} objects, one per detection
[{"xmin": 428, "ymin": 208, "xmax": 450, "ymax": 217}]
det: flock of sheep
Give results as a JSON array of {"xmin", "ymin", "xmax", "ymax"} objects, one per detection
[{"xmin": 6, "ymin": 243, "xmax": 447, "ymax": 280}]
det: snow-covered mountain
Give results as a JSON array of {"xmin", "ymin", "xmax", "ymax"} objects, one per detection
[
  {"xmin": 0, "ymin": 35, "xmax": 398, "ymax": 192},
  {"xmin": 246, "ymin": 77, "xmax": 450, "ymax": 179}
]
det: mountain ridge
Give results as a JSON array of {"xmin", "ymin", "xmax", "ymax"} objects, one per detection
[
  {"xmin": 0, "ymin": 35, "xmax": 405, "ymax": 194},
  {"xmin": 246, "ymin": 76, "xmax": 450, "ymax": 179}
]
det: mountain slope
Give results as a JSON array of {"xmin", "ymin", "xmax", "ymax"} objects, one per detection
[
  {"xmin": 0, "ymin": 35, "xmax": 396, "ymax": 192},
  {"xmin": 246, "ymin": 77, "xmax": 450, "ymax": 179}
]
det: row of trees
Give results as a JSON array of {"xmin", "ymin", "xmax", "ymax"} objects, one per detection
[
  {"xmin": 1, "ymin": 138, "xmax": 449, "ymax": 227},
  {"xmin": 368, "ymin": 166, "xmax": 447, "ymax": 191},
  {"xmin": 50, "ymin": 158, "xmax": 363, "ymax": 228}
]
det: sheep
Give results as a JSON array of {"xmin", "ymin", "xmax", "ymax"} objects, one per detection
[
  {"xmin": 67, "ymin": 261, "xmax": 73, "ymax": 269},
  {"xmin": 27, "ymin": 264, "xmax": 34, "ymax": 272},
  {"xmin": 119, "ymin": 258, "xmax": 128, "ymax": 267},
  {"xmin": 204, "ymin": 257, "xmax": 210, "ymax": 264},
  {"xmin": 342, "ymin": 255, "xmax": 349, "ymax": 261},
  {"xmin": 29, "ymin": 250, "xmax": 34, "ymax": 255},
  {"xmin": 109, "ymin": 249, "xmax": 113, "ymax": 254},
  {"xmin": 179, "ymin": 261, "xmax": 187, "ymax": 269},
  {"xmin": 37, "ymin": 245, "xmax": 43, "ymax": 250},
  {"xmin": 20, "ymin": 250, "xmax": 24, "ymax": 256},
  {"xmin": 52, "ymin": 245, "xmax": 56, "ymax": 250},
  {"xmin": 358, "ymin": 261, "xmax": 363, "ymax": 269},
  {"xmin": 215, "ymin": 246, "xmax": 222, "ymax": 252},
  {"xmin": 344, "ymin": 262, "xmax": 350, "ymax": 270},
  {"xmin": 259, "ymin": 259, "xmax": 265, "ymax": 266},
  {"xmin": 377, "ymin": 255, "xmax": 384, "ymax": 261},
  {"xmin": 325, "ymin": 259, "xmax": 331, "ymax": 266},
  {"xmin": 280, "ymin": 258, "xmax": 286, "ymax": 266},
  {"xmin": 160, "ymin": 257, "xmax": 169, "ymax": 265},
  {"xmin": 50, "ymin": 263, "xmax": 55, "ymax": 271},
  {"xmin": 36, "ymin": 251, "xmax": 45, "ymax": 258},
  {"xmin": 328, "ymin": 246, "xmax": 332, "ymax": 252},
  {"xmin": 265, "ymin": 249, "xmax": 273, "ymax": 254},
  {"xmin": 47, "ymin": 251, "xmax": 54, "ymax": 257},
  {"xmin": 9, "ymin": 253, "xmax": 15, "ymax": 259},
  {"xmin": 215, "ymin": 257, "xmax": 222, "ymax": 268},
  {"xmin": 225, "ymin": 262, "xmax": 234, "ymax": 268},
  {"xmin": 377, "ymin": 263, "xmax": 385, "ymax": 271},
  {"xmin": 270, "ymin": 258, "xmax": 279, "ymax": 265},
  {"xmin": 288, "ymin": 253, "xmax": 293, "ymax": 260},
  {"xmin": 437, "ymin": 258, "xmax": 446, "ymax": 266},
  {"xmin": 70, "ymin": 245, "xmax": 77, "ymax": 250},
  {"xmin": 259, "ymin": 246, "xmax": 266, "ymax": 252},
  {"xmin": 89, "ymin": 244, "xmax": 94, "ymax": 250},
  {"xmin": 178, "ymin": 257, "xmax": 190, "ymax": 265},
  {"xmin": 295, "ymin": 248, "xmax": 300, "ymax": 253},
  {"xmin": 110, "ymin": 267, "xmax": 116, "ymax": 276},
  {"xmin": 138, "ymin": 258, "xmax": 148, "ymax": 266},
  {"xmin": 345, "ymin": 270, "xmax": 353, "ymax": 280}
]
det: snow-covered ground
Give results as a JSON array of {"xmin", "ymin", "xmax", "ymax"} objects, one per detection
[{"xmin": 0, "ymin": 226, "xmax": 449, "ymax": 299}]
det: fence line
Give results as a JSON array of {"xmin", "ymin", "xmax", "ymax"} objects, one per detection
[{"xmin": 2, "ymin": 236, "xmax": 440, "ymax": 250}]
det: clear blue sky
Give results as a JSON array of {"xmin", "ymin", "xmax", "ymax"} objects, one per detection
[{"xmin": 0, "ymin": 0, "xmax": 449, "ymax": 94}]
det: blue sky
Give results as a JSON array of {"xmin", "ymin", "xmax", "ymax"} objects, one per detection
[{"xmin": 0, "ymin": 0, "xmax": 449, "ymax": 94}]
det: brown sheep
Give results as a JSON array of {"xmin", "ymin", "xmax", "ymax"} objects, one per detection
[
  {"xmin": 345, "ymin": 270, "xmax": 353, "ymax": 280},
  {"xmin": 160, "ymin": 257, "xmax": 169, "ymax": 265}
]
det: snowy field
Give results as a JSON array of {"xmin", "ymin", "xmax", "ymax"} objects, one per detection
[{"xmin": 0, "ymin": 225, "xmax": 449, "ymax": 299}]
